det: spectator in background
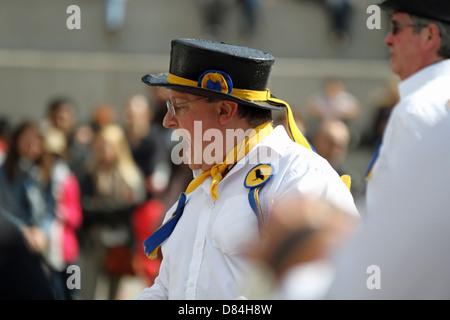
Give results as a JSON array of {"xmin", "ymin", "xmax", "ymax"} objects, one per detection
[
  {"xmin": 40, "ymin": 127, "xmax": 83, "ymax": 300},
  {"xmin": 306, "ymin": 77, "xmax": 361, "ymax": 146},
  {"xmin": 122, "ymin": 95, "xmax": 170, "ymax": 198},
  {"xmin": 59, "ymin": 101, "xmax": 117, "ymax": 190},
  {"xmin": 196, "ymin": 0, "xmax": 233, "ymax": 40},
  {"xmin": 0, "ymin": 117, "xmax": 11, "ymax": 165},
  {"xmin": 312, "ymin": 120, "xmax": 350, "ymax": 172},
  {"xmin": 43, "ymin": 97, "xmax": 93, "ymax": 185},
  {"xmin": 1, "ymin": 121, "xmax": 80, "ymax": 300},
  {"xmin": 0, "ymin": 207, "xmax": 54, "ymax": 299},
  {"xmin": 122, "ymin": 94, "xmax": 168, "ymax": 286},
  {"xmin": 44, "ymin": 98, "xmax": 77, "ymax": 141},
  {"xmin": 91, "ymin": 103, "xmax": 117, "ymax": 132},
  {"xmin": 104, "ymin": 0, "xmax": 128, "ymax": 34},
  {"xmin": 0, "ymin": 121, "xmax": 55, "ymax": 299},
  {"xmin": 237, "ymin": 0, "xmax": 261, "ymax": 40},
  {"xmin": 324, "ymin": 0, "xmax": 354, "ymax": 47},
  {"xmin": 311, "ymin": 120, "xmax": 364, "ymax": 198},
  {"xmin": 306, "ymin": 77, "xmax": 360, "ymax": 124},
  {"xmin": 361, "ymin": 76, "xmax": 399, "ymax": 148},
  {"xmin": 79, "ymin": 124, "xmax": 146, "ymax": 300},
  {"xmin": 69, "ymin": 123, "xmax": 95, "ymax": 184},
  {"xmin": 148, "ymin": 87, "xmax": 193, "ymax": 210}
]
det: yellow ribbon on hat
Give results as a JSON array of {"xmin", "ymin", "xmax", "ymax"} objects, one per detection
[
  {"xmin": 185, "ymin": 121, "xmax": 273, "ymax": 200},
  {"xmin": 168, "ymin": 73, "xmax": 270, "ymax": 101}
]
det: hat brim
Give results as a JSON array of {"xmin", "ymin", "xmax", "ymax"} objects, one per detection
[
  {"xmin": 142, "ymin": 73, "xmax": 284, "ymax": 111},
  {"xmin": 377, "ymin": 0, "xmax": 393, "ymax": 9},
  {"xmin": 377, "ymin": 0, "xmax": 402, "ymax": 13}
]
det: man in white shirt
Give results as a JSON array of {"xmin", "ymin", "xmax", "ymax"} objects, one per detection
[
  {"xmin": 325, "ymin": 115, "xmax": 450, "ymax": 299},
  {"xmin": 323, "ymin": 0, "xmax": 450, "ymax": 299},
  {"xmin": 365, "ymin": 0, "xmax": 450, "ymax": 216},
  {"xmin": 135, "ymin": 38, "xmax": 357, "ymax": 300}
]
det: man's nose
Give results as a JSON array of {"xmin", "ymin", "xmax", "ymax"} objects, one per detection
[
  {"xmin": 162, "ymin": 111, "xmax": 178, "ymax": 129},
  {"xmin": 384, "ymin": 31, "xmax": 394, "ymax": 47}
]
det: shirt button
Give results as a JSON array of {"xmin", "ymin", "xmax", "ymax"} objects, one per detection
[
  {"xmin": 196, "ymin": 241, "xmax": 202, "ymax": 247},
  {"xmin": 209, "ymin": 201, "xmax": 215, "ymax": 209},
  {"xmin": 188, "ymin": 281, "xmax": 194, "ymax": 287}
]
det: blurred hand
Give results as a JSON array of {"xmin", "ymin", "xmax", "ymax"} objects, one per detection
[
  {"xmin": 21, "ymin": 226, "xmax": 48, "ymax": 254},
  {"xmin": 253, "ymin": 197, "xmax": 357, "ymax": 279}
]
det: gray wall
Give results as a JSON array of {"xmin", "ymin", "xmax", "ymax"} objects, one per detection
[{"xmin": 0, "ymin": 0, "xmax": 393, "ymax": 130}]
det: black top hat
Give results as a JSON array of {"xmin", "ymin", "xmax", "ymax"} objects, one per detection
[
  {"xmin": 378, "ymin": 0, "xmax": 450, "ymax": 24},
  {"xmin": 142, "ymin": 38, "xmax": 283, "ymax": 111}
]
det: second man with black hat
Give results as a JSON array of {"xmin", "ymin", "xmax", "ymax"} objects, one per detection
[{"xmin": 365, "ymin": 0, "xmax": 450, "ymax": 215}]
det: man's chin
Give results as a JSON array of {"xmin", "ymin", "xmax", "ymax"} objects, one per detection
[
  {"xmin": 188, "ymin": 162, "xmax": 202, "ymax": 171},
  {"xmin": 389, "ymin": 57, "xmax": 397, "ymax": 72},
  {"xmin": 187, "ymin": 149, "xmax": 204, "ymax": 171}
]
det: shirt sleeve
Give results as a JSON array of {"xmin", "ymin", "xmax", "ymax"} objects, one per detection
[{"xmin": 135, "ymin": 272, "xmax": 169, "ymax": 300}]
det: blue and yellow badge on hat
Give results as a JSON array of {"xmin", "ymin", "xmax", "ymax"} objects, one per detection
[{"xmin": 198, "ymin": 70, "xmax": 233, "ymax": 94}]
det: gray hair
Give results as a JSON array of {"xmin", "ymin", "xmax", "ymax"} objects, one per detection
[{"xmin": 410, "ymin": 14, "xmax": 450, "ymax": 59}]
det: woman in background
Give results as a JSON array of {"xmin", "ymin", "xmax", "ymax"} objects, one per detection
[
  {"xmin": 0, "ymin": 121, "xmax": 55, "ymax": 299},
  {"xmin": 40, "ymin": 127, "xmax": 83, "ymax": 299},
  {"xmin": 79, "ymin": 124, "xmax": 145, "ymax": 300}
]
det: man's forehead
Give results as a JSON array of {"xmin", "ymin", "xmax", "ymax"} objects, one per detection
[
  {"xmin": 169, "ymin": 90, "xmax": 200, "ymax": 100},
  {"xmin": 390, "ymin": 12, "xmax": 411, "ymax": 21}
]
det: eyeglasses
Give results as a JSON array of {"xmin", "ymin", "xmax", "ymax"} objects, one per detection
[
  {"xmin": 390, "ymin": 21, "xmax": 428, "ymax": 35},
  {"xmin": 166, "ymin": 97, "xmax": 209, "ymax": 118}
]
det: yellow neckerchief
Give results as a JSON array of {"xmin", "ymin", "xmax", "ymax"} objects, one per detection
[
  {"xmin": 185, "ymin": 121, "xmax": 273, "ymax": 200},
  {"xmin": 143, "ymin": 121, "xmax": 273, "ymax": 259}
]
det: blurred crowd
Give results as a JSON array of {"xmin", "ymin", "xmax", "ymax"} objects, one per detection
[
  {"xmin": 0, "ymin": 75, "xmax": 398, "ymax": 300},
  {"xmin": 0, "ymin": 88, "xmax": 193, "ymax": 300}
]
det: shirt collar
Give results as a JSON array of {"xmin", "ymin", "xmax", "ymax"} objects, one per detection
[{"xmin": 399, "ymin": 59, "xmax": 450, "ymax": 99}]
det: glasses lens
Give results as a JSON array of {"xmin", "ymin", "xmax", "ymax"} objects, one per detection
[
  {"xmin": 166, "ymin": 97, "xmax": 208, "ymax": 118},
  {"xmin": 391, "ymin": 22, "xmax": 399, "ymax": 35},
  {"xmin": 166, "ymin": 100, "xmax": 175, "ymax": 117}
]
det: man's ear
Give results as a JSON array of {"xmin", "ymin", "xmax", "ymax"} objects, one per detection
[
  {"xmin": 217, "ymin": 100, "xmax": 238, "ymax": 126},
  {"xmin": 423, "ymin": 23, "xmax": 442, "ymax": 53}
]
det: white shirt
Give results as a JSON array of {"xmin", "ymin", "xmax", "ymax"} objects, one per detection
[
  {"xmin": 366, "ymin": 59, "xmax": 450, "ymax": 216},
  {"xmin": 136, "ymin": 125, "xmax": 358, "ymax": 300},
  {"xmin": 325, "ymin": 116, "xmax": 450, "ymax": 299}
]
